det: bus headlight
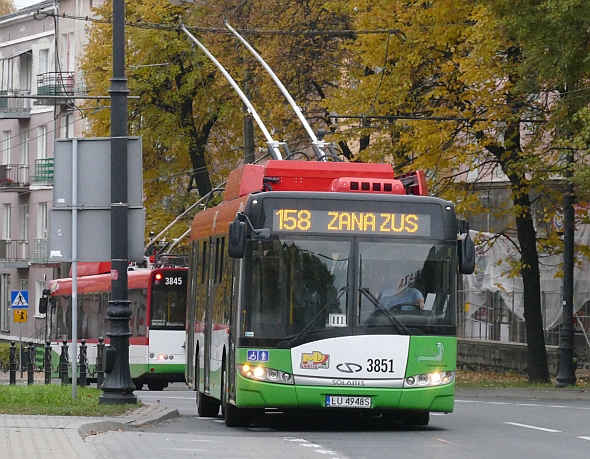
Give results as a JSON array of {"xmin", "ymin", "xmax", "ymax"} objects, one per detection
[
  {"xmin": 403, "ymin": 371, "xmax": 455, "ymax": 388},
  {"xmin": 238, "ymin": 364, "xmax": 294, "ymax": 385}
]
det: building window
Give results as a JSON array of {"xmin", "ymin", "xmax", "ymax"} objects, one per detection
[
  {"xmin": 20, "ymin": 204, "xmax": 29, "ymax": 240},
  {"xmin": 60, "ymin": 114, "xmax": 72, "ymax": 139},
  {"xmin": 0, "ymin": 274, "xmax": 10, "ymax": 332},
  {"xmin": 37, "ymin": 202, "xmax": 47, "ymax": 239},
  {"xmin": 2, "ymin": 203, "xmax": 11, "ymax": 240},
  {"xmin": 39, "ymin": 48, "xmax": 50, "ymax": 75},
  {"xmin": 1, "ymin": 58, "xmax": 13, "ymax": 92},
  {"xmin": 60, "ymin": 33, "xmax": 74, "ymax": 72},
  {"xmin": 2, "ymin": 130, "xmax": 10, "ymax": 164},
  {"xmin": 20, "ymin": 129, "xmax": 29, "ymax": 164},
  {"xmin": 38, "ymin": 125, "xmax": 47, "ymax": 159}
]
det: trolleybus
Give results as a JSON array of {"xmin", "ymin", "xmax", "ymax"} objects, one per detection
[
  {"xmin": 186, "ymin": 160, "xmax": 475, "ymax": 426},
  {"xmin": 47, "ymin": 260, "xmax": 188, "ymax": 390}
]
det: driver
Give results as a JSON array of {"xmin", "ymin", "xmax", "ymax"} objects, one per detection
[{"xmin": 381, "ymin": 274, "xmax": 424, "ymax": 310}]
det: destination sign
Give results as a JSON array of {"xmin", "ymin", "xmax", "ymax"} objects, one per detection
[{"xmin": 273, "ymin": 209, "xmax": 431, "ymax": 236}]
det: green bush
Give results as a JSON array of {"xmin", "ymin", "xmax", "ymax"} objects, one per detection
[{"xmin": 0, "ymin": 342, "xmax": 21, "ymax": 369}]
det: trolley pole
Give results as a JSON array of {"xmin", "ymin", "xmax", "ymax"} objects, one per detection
[{"xmin": 99, "ymin": 0, "xmax": 137, "ymax": 405}]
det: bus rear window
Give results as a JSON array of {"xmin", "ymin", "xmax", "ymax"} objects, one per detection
[{"xmin": 150, "ymin": 271, "xmax": 187, "ymax": 330}]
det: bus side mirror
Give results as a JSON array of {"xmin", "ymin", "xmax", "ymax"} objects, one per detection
[
  {"xmin": 228, "ymin": 214, "xmax": 246, "ymax": 259},
  {"xmin": 458, "ymin": 233, "xmax": 475, "ymax": 275},
  {"xmin": 39, "ymin": 297, "xmax": 48, "ymax": 314}
]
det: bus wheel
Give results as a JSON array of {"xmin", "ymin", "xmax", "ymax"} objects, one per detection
[
  {"xmin": 133, "ymin": 379, "xmax": 143, "ymax": 391},
  {"xmin": 197, "ymin": 390, "xmax": 220, "ymax": 417},
  {"xmin": 224, "ymin": 399, "xmax": 252, "ymax": 427},
  {"xmin": 148, "ymin": 381, "xmax": 168, "ymax": 391},
  {"xmin": 222, "ymin": 368, "xmax": 252, "ymax": 427}
]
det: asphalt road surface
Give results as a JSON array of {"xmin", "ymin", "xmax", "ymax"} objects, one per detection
[{"xmin": 84, "ymin": 384, "xmax": 590, "ymax": 459}]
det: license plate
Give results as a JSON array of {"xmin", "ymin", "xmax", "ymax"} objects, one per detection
[{"xmin": 325, "ymin": 396, "xmax": 372, "ymax": 409}]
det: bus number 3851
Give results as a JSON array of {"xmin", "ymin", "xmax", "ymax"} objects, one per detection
[{"xmin": 366, "ymin": 358, "xmax": 394, "ymax": 373}]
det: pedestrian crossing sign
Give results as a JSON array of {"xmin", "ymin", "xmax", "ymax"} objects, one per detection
[{"xmin": 11, "ymin": 291, "xmax": 28, "ymax": 309}]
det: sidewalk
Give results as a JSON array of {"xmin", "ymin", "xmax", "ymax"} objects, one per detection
[
  {"xmin": 0, "ymin": 375, "xmax": 179, "ymax": 459},
  {"xmin": 0, "ymin": 402, "xmax": 179, "ymax": 459}
]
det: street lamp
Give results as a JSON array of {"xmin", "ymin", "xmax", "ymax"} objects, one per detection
[
  {"xmin": 556, "ymin": 148, "xmax": 577, "ymax": 388},
  {"xmin": 99, "ymin": 0, "xmax": 137, "ymax": 405}
]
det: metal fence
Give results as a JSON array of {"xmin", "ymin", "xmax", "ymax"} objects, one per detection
[{"xmin": 457, "ymin": 288, "xmax": 590, "ymax": 354}]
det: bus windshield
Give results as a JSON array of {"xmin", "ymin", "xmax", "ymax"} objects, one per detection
[{"xmin": 241, "ymin": 237, "xmax": 456, "ymax": 347}]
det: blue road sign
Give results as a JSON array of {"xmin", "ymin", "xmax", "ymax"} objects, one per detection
[
  {"xmin": 11, "ymin": 291, "xmax": 29, "ymax": 309},
  {"xmin": 246, "ymin": 350, "xmax": 270, "ymax": 362}
]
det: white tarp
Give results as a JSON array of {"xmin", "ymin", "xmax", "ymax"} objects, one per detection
[{"xmin": 462, "ymin": 226, "xmax": 590, "ymax": 330}]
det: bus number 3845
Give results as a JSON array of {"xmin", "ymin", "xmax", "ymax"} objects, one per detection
[
  {"xmin": 165, "ymin": 277, "xmax": 183, "ymax": 285},
  {"xmin": 366, "ymin": 359, "xmax": 394, "ymax": 373}
]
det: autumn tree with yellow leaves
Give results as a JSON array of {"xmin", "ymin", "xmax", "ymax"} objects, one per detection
[{"xmin": 79, "ymin": 0, "xmax": 590, "ymax": 382}]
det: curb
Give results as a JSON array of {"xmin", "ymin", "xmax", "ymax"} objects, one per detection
[
  {"xmin": 456, "ymin": 387, "xmax": 590, "ymax": 402},
  {"xmin": 77, "ymin": 405, "xmax": 180, "ymax": 439}
]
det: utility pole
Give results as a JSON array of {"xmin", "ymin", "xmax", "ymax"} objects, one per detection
[
  {"xmin": 243, "ymin": 71, "xmax": 255, "ymax": 164},
  {"xmin": 556, "ymin": 148, "xmax": 577, "ymax": 388},
  {"xmin": 99, "ymin": 0, "xmax": 137, "ymax": 404}
]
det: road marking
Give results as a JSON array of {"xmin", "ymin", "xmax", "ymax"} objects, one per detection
[
  {"xmin": 285, "ymin": 437, "xmax": 348, "ymax": 458},
  {"xmin": 579, "ymin": 437, "xmax": 590, "ymax": 441},
  {"xmin": 487, "ymin": 402, "xmax": 510, "ymax": 405},
  {"xmin": 504, "ymin": 422, "xmax": 560, "ymax": 433}
]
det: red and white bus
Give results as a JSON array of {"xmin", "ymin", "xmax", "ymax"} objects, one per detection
[{"xmin": 48, "ymin": 261, "xmax": 188, "ymax": 390}]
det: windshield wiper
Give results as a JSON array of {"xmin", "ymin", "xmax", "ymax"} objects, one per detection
[
  {"xmin": 359, "ymin": 288, "xmax": 409, "ymax": 335},
  {"xmin": 277, "ymin": 287, "xmax": 348, "ymax": 349}
]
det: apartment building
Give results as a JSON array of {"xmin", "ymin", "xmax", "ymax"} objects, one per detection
[{"xmin": 0, "ymin": 0, "xmax": 97, "ymax": 345}]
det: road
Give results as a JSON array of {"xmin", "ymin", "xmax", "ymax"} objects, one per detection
[{"xmin": 84, "ymin": 384, "xmax": 590, "ymax": 459}]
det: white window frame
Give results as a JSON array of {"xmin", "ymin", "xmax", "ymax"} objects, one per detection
[
  {"xmin": 37, "ymin": 202, "xmax": 47, "ymax": 239},
  {"xmin": 38, "ymin": 125, "xmax": 47, "ymax": 159},
  {"xmin": 60, "ymin": 33, "xmax": 75, "ymax": 72},
  {"xmin": 20, "ymin": 203, "xmax": 29, "ymax": 240},
  {"xmin": 39, "ymin": 48, "xmax": 50, "ymax": 75},
  {"xmin": 1, "ymin": 273, "xmax": 10, "ymax": 332},
  {"xmin": 2, "ymin": 130, "xmax": 10, "ymax": 164},
  {"xmin": 20, "ymin": 129, "xmax": 29, "ymax": 164},
  {"xmin": 2, "ymin": 203, "xmax": 11, "ymax": 240}
]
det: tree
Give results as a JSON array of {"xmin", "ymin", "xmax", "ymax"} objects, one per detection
[
  {"xmin": 323, "ymin": 0, "xmax": 589, "ymax": 382},
  {"xmin": 80, "ymin": 0, "xmax": 351, "ymax": 237},
  {"xmin": 0, "ymin": 0, "xmax": 15, "ymax": 16}
]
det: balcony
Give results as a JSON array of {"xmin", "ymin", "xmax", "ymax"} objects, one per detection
[
  {"xmin": 35, "ymin": 72, "xmax": 75, "ymax": 106},
  {"xmin": 0, "ymin": 89, "xmax": 31, "ymax": 119},
  {"xmin": 0, "ymin": 239, "xmax": 28, "ymax": 265},
  {"xmin": 0, "ymin": 164, "xmax": 29, "ymax": 190},
  {"xmin": 31, "ymin": 238, "xmax": 49, "ymax": 264},
  {"xmin": 30, "ymin": 158, "xmax": 54, "ymax": 186}
]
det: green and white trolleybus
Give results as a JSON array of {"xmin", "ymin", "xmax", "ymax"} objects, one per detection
[{"xmin": 186, "ymin": 160, "xmax": 475, "ymax": 427}]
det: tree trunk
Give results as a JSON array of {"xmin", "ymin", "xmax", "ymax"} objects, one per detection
[
  {"xmin": 491, "ymin": 118, "xmax": 550, "ymax": 383},
  {"xmin": 513, "ymin": 189, "xmax": 550, "ymax": 382},
  {"xmin": 178, "ymin": 97, "xmax": 214, "ymax": 197}
]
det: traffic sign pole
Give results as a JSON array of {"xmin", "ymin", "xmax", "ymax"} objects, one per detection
[{"xmin": 19, "ymin": 323, "xmax": 22, "ymax": 378}]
